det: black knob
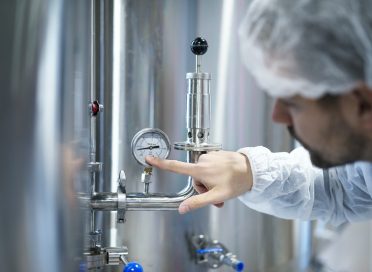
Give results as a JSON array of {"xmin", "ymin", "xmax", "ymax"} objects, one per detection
[{"xmin": 190, "ymin": 37, "xmax": 208, "ymax": 55}]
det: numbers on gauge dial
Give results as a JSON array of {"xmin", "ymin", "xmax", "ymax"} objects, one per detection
[{"xmin": 131, "ymin": 129, "xmax": 170, "ymax": 166}]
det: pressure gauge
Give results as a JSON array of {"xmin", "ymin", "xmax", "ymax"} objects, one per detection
[{"xmin": 131, "ymin": 128, "xmax": 171, "ymax": 167}]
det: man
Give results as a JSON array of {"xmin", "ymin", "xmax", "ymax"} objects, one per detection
[{"xmin": 147, "ymin": 0, "xmax": 372, "ymax": 227}]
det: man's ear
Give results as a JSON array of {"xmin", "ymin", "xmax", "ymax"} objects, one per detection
[{"xmin": 351, "ymin": 84, "xmax": 372, "ymax": 129}]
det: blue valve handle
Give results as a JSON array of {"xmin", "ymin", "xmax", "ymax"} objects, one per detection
[
  {"xmin": 196, "ymin": 248, "xmax": 245, "ymax": 271},
  {"xmin": 196, "ymin": 248, "xmax": 224, "ymax": 254},
  {"xmin": 124, "ymin": 262, "xmax": 144, "ymax": 272},
  {"xmin": 224, "ymin": 256, "xmax": 245, "ymax": 272},
  {"xmin": 234, "ymin": 261, "xmax": 244, "ymax": 272}
]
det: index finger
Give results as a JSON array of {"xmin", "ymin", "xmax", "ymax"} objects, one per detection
[{"xmin": 146, "ymin": 156, "xmax": 197, "ymax": 176}]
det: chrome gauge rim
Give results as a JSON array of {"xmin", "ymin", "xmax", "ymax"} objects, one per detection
[{"xmin": 131, "ymin": 128, "xmax": 171, "ymax": 167}]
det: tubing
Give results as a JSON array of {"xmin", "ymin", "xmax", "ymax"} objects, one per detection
[{"xmin": 91, "ymin": 177, "xmax": 195, "ymax": 211}]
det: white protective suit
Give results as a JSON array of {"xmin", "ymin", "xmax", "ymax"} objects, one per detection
[
  {"xmin": 238, "ymin": 147, "xmax": 372, "ymax": 227},
  {"xmin": 237, "ymin": 0, "xmax": 372, "ymax": 226}
]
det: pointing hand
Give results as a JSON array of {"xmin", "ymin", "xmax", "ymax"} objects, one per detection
[{"xmin": 146, "ymin": 151, "xmax": 253, "ymax": 214}]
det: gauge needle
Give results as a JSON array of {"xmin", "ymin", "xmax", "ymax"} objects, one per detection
[{"xmin": 137, "ymin": 145, "xmax": 160, "ymax": 151}]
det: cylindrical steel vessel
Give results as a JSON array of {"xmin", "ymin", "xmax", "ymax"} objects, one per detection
[
  {"xmin": 0, "ymin": 0, "xmax": 91, "ymax": 271},
  {"xmin": 0, "ymin": 0, "xmax": 312, "ymax": 271},
  {"xmin": 94, "ymin": 1, "xmax": 295, "ymax": 271},
  {"xmin": 186, "ymin": 72, "xmax": 211, "ymax": 144}
]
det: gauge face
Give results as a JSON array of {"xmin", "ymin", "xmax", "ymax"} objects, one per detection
[{"xmin": 131, "ymin": 128, "xmax": 171, "ymax": 166}]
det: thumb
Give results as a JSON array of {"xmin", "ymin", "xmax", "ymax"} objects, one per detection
[{"xmin": 178, "ymin": 189, "xmax": 224, "ymax": 214}]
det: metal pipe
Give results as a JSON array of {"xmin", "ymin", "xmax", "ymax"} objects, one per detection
[
  {"xmin": 91, "ymin": 177, "xmax": 195, "ymax": 211},
  {"xmin": 174, "ymin": 37, "xmax": 221, "ymax": 152},
  {"xmin": 90, "ymin": 0, "xmax": 97, "ymax": 190},
  {"xmin": 89, "ymin": 0, "xmax": 98, "ymax": 240},
  {"xmin": 186, "ymin": 73, "xmax": 211, "ymax": 145},
  {"xmin": 89, "ymin": 37, "xmax": 219, "ymax": 212},
  {"xmin": 196, "ymin": 55, "xmax": 201, "ymax": 73}
]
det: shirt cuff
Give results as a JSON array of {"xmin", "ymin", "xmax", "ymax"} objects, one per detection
[{"xmin": 238, "ymin": 146, "xmax": 271, "ymax": 193}]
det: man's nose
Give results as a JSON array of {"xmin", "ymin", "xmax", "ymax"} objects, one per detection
[{"xmin": 272, "ymin": 100, "xmax": 293, "ymax": 126}]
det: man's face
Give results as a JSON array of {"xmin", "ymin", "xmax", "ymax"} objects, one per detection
[{"xmin": 272, "ymin": 95, "xmax": 367, "ymax": 168}]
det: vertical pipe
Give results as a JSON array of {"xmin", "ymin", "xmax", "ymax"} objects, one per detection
[
  {"xmin": 111, "ymin": 0, "xmax": 123, "ymax": 190},
  {"xmin": 214, "ymin": 0, "xmax": 235, "ymax": 144},
  {"xmin": 293, "ymin": 142, "xmax": 313, "ymax": 271},
  {"xmin": 196, "ymin": 55, "xmax": 201, "ymax": 73},
  {"xmin": 109, "ymin": 0, "xmax": 125, "ymax": 248},
  {"xmin": 90, "ymin": 0, "xmax": 97, "ymax": 178},
  {"xmin": 294, "ymin": 221, "xmax": 313, "ymax": 271},
  {"xmin": 90, "ymin": 0, "xmax": 98, "ymax": 245}
]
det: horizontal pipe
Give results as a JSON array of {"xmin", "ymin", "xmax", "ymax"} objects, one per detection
[
  {"xmin": 90, "ymin": 177, "xmax": 195, "ymax": 211},
  {"xmin": 90, "ymin": 192, "xmax": 118, "ymax": 210}
]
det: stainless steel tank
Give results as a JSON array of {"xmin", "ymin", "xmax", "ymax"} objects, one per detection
[
  {"xmin": 93, "ymin": 1, "xmax": 295, "ymax": 271},
  {"xmin": 0, "ymin": 0, "xmax": 91, "ymax": 271},
  {"xmin": 0, "ymin": 0, "xmax": 307, "ymax": 271}
]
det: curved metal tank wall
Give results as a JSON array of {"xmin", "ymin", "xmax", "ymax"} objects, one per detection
[
  {"xmin": 0, "ymin": 0, "xmax": 91, "ymax": 271},
  {"xmin": 94, "ymin": 0, "xmax": 294, "ymax": 271}
]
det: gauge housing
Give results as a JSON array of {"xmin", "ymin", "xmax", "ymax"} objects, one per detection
[{"xmin": 131, "ymin": 128, "xmax": 171, "ymax": 167}]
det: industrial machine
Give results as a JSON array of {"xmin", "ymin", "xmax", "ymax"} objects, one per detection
[
  {"xmin": 83, "ymin": 35, "xmax": 247, "ymax": 271},
  {"xmin": 80, "ymin": 1, "xmax": 297, "ymax": 270},
  {"xmin": 0, "ymin": 1, "xmax": 313, "ymax": 272}
]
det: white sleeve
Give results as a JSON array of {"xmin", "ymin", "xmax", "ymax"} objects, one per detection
[{"xmin": 238, "ymin": 146, "xmax": 372, "ymax": 226}]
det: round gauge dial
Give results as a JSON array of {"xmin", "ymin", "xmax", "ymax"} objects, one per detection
[{"xmin": 131, "ymin": 128, "xmax": 171, "ymax": 167}]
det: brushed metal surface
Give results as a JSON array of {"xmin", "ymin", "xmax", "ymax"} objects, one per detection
[
  {"xmin": 91, "ymin": 1, "xmax": 295, "ymax": 272},
  {"xmin": 0, "ymin": 0, "xmax": 299, "ymax": 271},
  {"xmin": 0, "ymin": 0, "xmax": 91, "ymax": 271}
]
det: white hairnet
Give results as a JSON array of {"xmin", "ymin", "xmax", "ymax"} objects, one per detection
[{"xmin": 239, "ymin": 0, "xmax": 372, "ymax": 99}]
